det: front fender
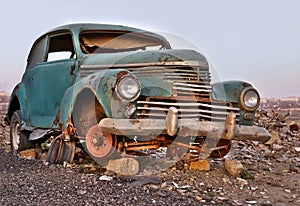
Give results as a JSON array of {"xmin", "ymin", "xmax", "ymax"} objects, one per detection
[
  {"xmin": 59, "ymin": 69, "xmax": 129, "ymax": 129},
  {"xmin": 212, "ymin": 80, "xmax": 257, "ymax": 126},
  {"xmin": 212, "ymin": 80, "xmax": 253, "ymax": 103}
]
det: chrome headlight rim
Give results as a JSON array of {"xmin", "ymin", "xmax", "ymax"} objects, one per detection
[
  {"xmin": 115, "ymin": 74, "xmax": 141, "ymax": 102},
  {"xmin": 239, "ymin": 87, "xmax": 260, "ymax": 112}
]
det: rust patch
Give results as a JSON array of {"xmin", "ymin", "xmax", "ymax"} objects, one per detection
[
  {"xmin": 53, "ymin": 111, "xmax": 60, "ymax": 126},
  {"xmin": 130, "ymin": 119, "xmax": 140, "ymax": 125},
  {"xmin": 70, "ymin": 65, "xmax": 75, "ymax": 75},
  {"xmin": 242, "ymin": 82, "xmax": 251, "ymax": 88},
  {"xmin": 62, "ymin": 117, "xmax": 77, "ymax": 141},
  {"xmin": 115, "ymin": 70, "xmax": 128, "ymax": 80},
  {"xmin": 233, "ymin": 90, "xmax": 237, "ymax": 98}
]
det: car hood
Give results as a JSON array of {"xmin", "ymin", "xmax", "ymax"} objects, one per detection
[{"xmin": 79, "ymin": 49, "xmax": 208, "ymax": 71}]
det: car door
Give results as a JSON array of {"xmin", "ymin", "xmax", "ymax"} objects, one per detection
[{"xmin": 23, "ymin": 32, "xmax": 77, "ymax": 128}]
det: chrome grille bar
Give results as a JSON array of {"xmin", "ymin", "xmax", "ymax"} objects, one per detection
[
  {"xmin": 137, "ymin": 106, "xmax": 239, "ymax": 116},
  {"xmin": 137, "ymin": 101, "xmax": 240, "ymax": 111}
]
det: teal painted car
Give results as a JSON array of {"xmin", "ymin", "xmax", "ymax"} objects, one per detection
[{"xmin": 6, "ymin": 23, "xmax": 270, "ymax": 165}]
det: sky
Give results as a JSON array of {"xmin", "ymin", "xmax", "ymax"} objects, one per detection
[{"xmin": 0, "ymin": 0, "xmax": 299, "ymax": 98}]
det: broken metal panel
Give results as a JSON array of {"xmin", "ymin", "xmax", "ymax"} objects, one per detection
[{"xmin": 29, "ymin": 129, "xmax": 51, "ymax": 140}]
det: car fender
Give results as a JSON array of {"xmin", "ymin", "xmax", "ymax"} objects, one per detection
[
  {"xmin": 6, "ymin": 83, "xmax": 28, "ymax": 125},
  {"xmin": 212, "ymin": 80, "xmax": 253, "ymax": 103},
  {"xmin": 58, "ymin": 69, "xmax": 130, "ymax": 129}
]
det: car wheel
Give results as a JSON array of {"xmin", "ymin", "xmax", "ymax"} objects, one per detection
[
  {"xmin": 56, "ymin": 140, "xmax": 75, "ymax": 164},
  {"xmin": 10, "ymin": 110, "xmax": 34, "ymax": 154},
  {"xmin": 46, "ymin": 136, "xmax": 75, "ymax": 164},
  {"xmin": 46, "ymin": 136, "xmax": 63, "ymax": 164}
]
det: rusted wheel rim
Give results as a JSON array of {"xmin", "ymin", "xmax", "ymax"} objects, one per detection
[
  {"xmin": 86, "ymin": 124, "xmax": 116, "ymax": 158},
  {"xmin": 56, "ymin": 141, "xmax": 76, "ymax": 164},
  {"xmin": 11, "ymin": 117, "xmax": 20, "ymax": 151},
  {"xmin": 46, "ymin": 137, "xmax": 63, "ymax": 164}
]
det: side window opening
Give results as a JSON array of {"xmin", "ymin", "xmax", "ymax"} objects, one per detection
[{"xmin": 47, "ymin": 33, "xmax": 75, "ymax": 62}]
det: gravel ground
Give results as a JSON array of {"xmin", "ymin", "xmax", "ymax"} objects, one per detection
[{"xmin": 0, "ymin": 148, "xmax": 201, "ymax": 206}]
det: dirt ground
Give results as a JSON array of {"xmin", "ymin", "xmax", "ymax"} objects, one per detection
[{"xmin": 0, "ymin": 112, "xmax": 299, "ymax": 206}]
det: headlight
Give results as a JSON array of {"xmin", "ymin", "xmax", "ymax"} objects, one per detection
[
  {"xmin": 116, "ymin": 75, "xmax": 141, "ymax": 101},
  {"xmin": 240, "ymin": 88, "xmax": 260, "ymax": 111}
]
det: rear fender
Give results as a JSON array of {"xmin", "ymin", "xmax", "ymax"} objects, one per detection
[{"xmin": 6, "ymin": 83, "xmax": 29, "ymax": 128}]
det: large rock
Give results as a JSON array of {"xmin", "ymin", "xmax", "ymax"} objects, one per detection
[
  {"xmin": 189, "ymin": 159, "xmax": 210, "ymax": 171},
  {"xmin": 224, "ymin": 159, "xmax": 243, "ymax": 177},
  {"xmin": 106, "ymin": 158, "xmax": 139, "ymax": 176},
  {"xmin": 264, "ymin": 131, "xmax": 280, "ymax": 145},
  {"xmin": 19, "ymin": 149, "xmax": 37, "ymax": 160}
]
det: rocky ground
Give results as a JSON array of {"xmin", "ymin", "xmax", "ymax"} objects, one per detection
[{"xmin": 0, "ymin": 93, "xmax": 299, "ymax": 205}]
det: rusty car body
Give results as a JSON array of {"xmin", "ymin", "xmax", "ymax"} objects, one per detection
[{"xmin": 6, "ymin": 23, "xmax": 270, "ymax": 164}]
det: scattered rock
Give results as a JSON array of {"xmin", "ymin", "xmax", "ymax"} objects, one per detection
[
  {"xmin": 77, "ymin": 190, "xmax": 87, "ymax": 195},
  {"xmin": 290, "ymin": 124, "xmax": 299, "ymax": 132},
  {"xmin": 99, "ymin": 175, "xmax": 113, "ymax": 181},
  {"xmin": 106, "ymin": 157, "xmax": 139, "ymax": 176},
  {"xmin": 129, "ymin": 176, "xmax": 161, "ymax": 187},
  {"xmin": 272, "ymin": 144, "xmax": 283, "ymax": 151},
  {"xmin": 189, "ymin": 159, "xmax": 210, "ymax": 171},
  {"xmin": 19, "ymin": 149, "xmax": 36, "ymax": 160},
  {"xmin": 237, "ymin": 177, "xmax": 248, "ymax": 186},
  {"xmin": 245, "ymin": 200, "xmax": 257, "ymax": 204},
  {"xmin": 265, "ymin": 131, "xmax": 280, "ymax": 145},
  {"xmin": 224, "ymin": 159, "xmax": 243, "ymax": 177},
  {"xmin": 294, "ymin": 147, "xmax": 300, "ymax": 152}
]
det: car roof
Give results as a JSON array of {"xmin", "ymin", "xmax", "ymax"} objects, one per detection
[
  {"xmin": 48, "ymin": 23, "xmax": 149, "ymax": 33},
  {"xmin": 46, "ymin": 23, "xmax": 169, "ymax": 44},
  {"xmin": 43, "ymin": 23, "xmax": 170, "ymax": 46}
]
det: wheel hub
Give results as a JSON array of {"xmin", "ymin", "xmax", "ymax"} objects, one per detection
[{"xmin": 85, "ymin": 124, "xmax": 116, "ymax": 158}]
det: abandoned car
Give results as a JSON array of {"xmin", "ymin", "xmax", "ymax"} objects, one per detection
[{"xmin": 5, "ymin": 23, "xmax": 270, "ymax": 165}]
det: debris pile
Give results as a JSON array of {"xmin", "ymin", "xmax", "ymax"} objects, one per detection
[{"xmin": 229, "ymin": 109, "xmax": 300, "ymax": 174}]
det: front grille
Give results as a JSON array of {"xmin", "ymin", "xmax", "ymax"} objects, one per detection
[
  {"xmin": 130, "ymin": 66, "xmax": 211, "ymax": 84},
  {"xmin": 173, "ymin": 82, "xmax": 212, "ymax": 97},
  {"xmin": 137, "ymin": 98, "xmax": 240, "ymax": 122},
  {"xmin": 132, "ymin": 64, "xmax": 239, "ymax": 122}
]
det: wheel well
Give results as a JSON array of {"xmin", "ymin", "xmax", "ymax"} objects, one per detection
[
  {"xmin": 72, "ymin": 89, "xmax": 106, "ymax": 136},
  {"xmin": 7, "ymin": 96, "xmax": 20, "ymax": 121}
]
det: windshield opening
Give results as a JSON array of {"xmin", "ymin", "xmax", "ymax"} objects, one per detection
[{"xmin": 80, "ymin": 31, "xmax": 168, "ymax": 54}]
